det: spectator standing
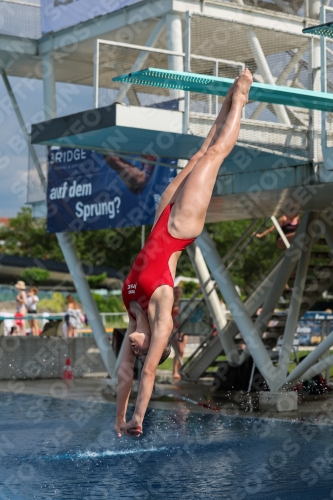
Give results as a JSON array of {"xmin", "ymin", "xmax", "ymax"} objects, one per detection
[
  {"xmin": 26, "ymin": 287, "xmax": 39, "ymax": 336},
  {"xmin": 66, "ymin": 295, "xmax": 83, "ymax": 337},
  {"xmin": 15, "ymin": 280, "xmax": 27, "ymax": 335},
  {"xmin": 172, "ymin": 286, "xmax": 187, "ymax": 380}
]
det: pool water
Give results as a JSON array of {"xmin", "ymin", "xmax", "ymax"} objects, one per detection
[{"xmin": 1, "ymin": 393, "xmax": 333, "ymax": 499}]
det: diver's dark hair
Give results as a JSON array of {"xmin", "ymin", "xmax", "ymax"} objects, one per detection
[{"xmin": 158, "ymin": 340, "xmax": 172, "ymax": 365}]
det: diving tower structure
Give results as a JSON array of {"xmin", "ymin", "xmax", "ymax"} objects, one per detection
[{"xmin": 3, "ymin": 0, "xmax": 333, "ymax": 391}]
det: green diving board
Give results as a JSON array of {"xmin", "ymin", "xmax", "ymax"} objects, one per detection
[
  {"xmin": 303, "ymin": 21, "xmax": 333, "ymax": 39},
  {"xmin": 113, "ymin": 68, "xmax": 333, "ymax": 112}
]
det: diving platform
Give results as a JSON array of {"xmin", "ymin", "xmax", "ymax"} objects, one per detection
[
  {"xmin": 113, "ymin": 68, "xmax": 333, "ymax": 112},
  {"xmin": 31, "ymin": 103, "xmax": 203, "ymax": 161},
  {"xmin": 31, "ymin": 101, "xmax": 320, "ymax": 223}
]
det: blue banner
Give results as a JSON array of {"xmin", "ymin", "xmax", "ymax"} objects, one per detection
[
  {"xmin": 47, "ymin": 147, "xmax": 177, "ymax": 233},
  {"xmin": 296, "ymin": 312, "xmax": 333, "ymax": 346}
]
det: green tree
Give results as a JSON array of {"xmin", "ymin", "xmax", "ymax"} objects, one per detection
[
  {"xmin": 86, "ymin": 272, "xmax": 107, "ymax": 288},
  {"xmin": 0, "ymin": 207, "xmax": 63, "ymax": 261},
  {"xmin": 38, "ymin": 292, "xmax": 66, "ymax": 313},
  {"xmin": 206, "ymin": 219, "xmax": 281, "ymax": 297},
  {"xmin": 0, "ymin": 207, "xmax": 143, "ymax": 272},
  {"xmin": 92, "ymin": 293, "xmax": 125, "ymax": 313},
  {"xmin": 20, "ymin": 267, "xmax": 50, "ymax": 284},
  {"xmin": 182, "ymin": 281, "xmax": 198, "ymax": 297},
  {"xmin": 1, "ymin": 208, "xmax": 281, "ymax": 299}
]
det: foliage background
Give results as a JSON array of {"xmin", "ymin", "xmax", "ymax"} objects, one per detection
[{"xmin": 0, "ymin": 207, "xmax": 281, "ymax": 303}]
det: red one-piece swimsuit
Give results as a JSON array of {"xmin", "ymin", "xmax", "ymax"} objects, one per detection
[{"xmin": 122, "ymin": 204, "xmax": 196, "ymax": 319}]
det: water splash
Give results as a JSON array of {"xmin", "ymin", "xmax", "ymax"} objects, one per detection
[
  {"xmin": 44, "ymin": 446, "xmax": 169, "ymax": 461},
  {"xmin": 77, "ymin": 446, "xmax": 169, "ymax": 459}
]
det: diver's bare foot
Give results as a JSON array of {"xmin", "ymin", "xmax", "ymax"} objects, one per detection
[
  {"xmin": 233, "ymin": 68, "xmax": 253, "ymax": 106},
  {"xmin": 224, "ymin": 75, "xmax": 240, "ymax": 105},
  {"xmin": 173, "ymin": 372, "xmax": 181, "ymax": 380}
]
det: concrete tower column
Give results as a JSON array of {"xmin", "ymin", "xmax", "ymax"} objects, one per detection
[
  {"xmin": 42, "ymin": 52, "xmax": 117, "ymax": 376},
  {"xmin": 166, "ymin": 13, "xmax": 184, "ymax": 111}
]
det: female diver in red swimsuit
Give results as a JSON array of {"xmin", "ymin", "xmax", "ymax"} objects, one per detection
[{"xmin": 115, "ymin": 69, "xmax": 253, "ymax": 437}]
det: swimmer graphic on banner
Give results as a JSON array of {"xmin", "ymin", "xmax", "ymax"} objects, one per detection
[{"xmin": 46, "ymin": 147, "xmax": 177, "ymax": 233}]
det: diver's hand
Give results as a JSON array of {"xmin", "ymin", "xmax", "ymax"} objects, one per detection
[
  {"xmin": 115, "ymin": 419, "xmax": 126, "ymax": 438},
  {"xmin": 121, "ymin": 418, "xmax": 143, "ymax": 437}
]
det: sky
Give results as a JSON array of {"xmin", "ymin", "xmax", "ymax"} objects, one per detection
[{"xmin": 0, "ymin": 76, "xmax": 93, "ymax": 217}]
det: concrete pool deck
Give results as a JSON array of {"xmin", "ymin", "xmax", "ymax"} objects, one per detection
[{"xmin": 0, "ymin": 375, "xmax": 333, "ymax": 426}]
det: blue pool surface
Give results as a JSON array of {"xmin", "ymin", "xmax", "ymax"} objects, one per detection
[{"xmin": 0, "ymin": 393, "xmax": 333, "ymax": 499}]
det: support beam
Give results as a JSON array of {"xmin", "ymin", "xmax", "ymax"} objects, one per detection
[
  {"xmin": 185, "ymin": 213, "xmax": 328, "ymax": 381},
  {"xmin": 309, "ymin": 0, "xmax": 320, "ymax": 19},
  {"xmin": 197, "ymin": 229, "xmax": 277, "ymax": 389},
  {"xmin": 42, "ymin": 53, "xmax": 57, "ymax": 121},
  {"xmin": 320, "ymin": 5, "xmax": 333, "ymax": 170},
  {"xmin": 93, "ymin": 39, "xmax": 100, "ymax": 109},
  {"xmin": 324, "ymin": 219, "xmax": 333, "ymax": 253},
  {"xmin": 187, "ymin": 242, "xmax": 240, "ymax": 365},
  {"xmin": 297, "ymin": 354, "xmax": 333, "ymax": 383},
  {"xmin": 114, "ymin": 62, "xmax": 140, "ymax": 106},
  {"xmin": 312, "ymin": 27, "xmax": 321, "ymax": 166},
  {"xmin": 254, "ymin": 250, "xmax": 296, "ymax": 338},
  {"xmin": 115, "ymin": 17, "xmax": 165, "ymax": 104},
  {"xmin": 250, "ymin": 45, "xmax": 307, "ymax": 121},
  {"xmin": 274, "ymin": 0, "xmax": 294, "ymax": 14},
  {"xmin": 166, "ymin": 13, "xmax": 184, "ymax": 110},
  {"xmin": 222, "ymin": 219, "xmax": 259, "ymax": 264},
  {"xmin": 56, "ymin": 233, "xmax": 117, "ymax": 375},
  {"xmin": 286, "ymin": 330, "xmax": 333, "ymax": 384},
  {"xmin": 286, "ymin": 217, "xmax": 333, "ymax": 382},
  {"xmin": 42, "ymin": 53, "xmax": 116, "ymax": 376},
  {"xmin": 247, "ymin": 30, "xmax": 291, "ymax": 125},
  {"xmin": 183, "ymin": 11, "xmax": 191, "ymax": 134},
  {"xmin": 274, "ymin": 212, "xmax": 317, "ymax": 390},
  {"xmin": 239, "ymin": 223, "xmax": 308, "ymax": 361},
  {"xmin": 271, "ymin": 216, "xmax": 290, "ymax": 248},
  {"xmin": 183, "ymin": 254, "xmax": 283, "ymax": 380},
  {"xmin": 1, "ymin": 71, "xmax": 46, "ymax": 191}
]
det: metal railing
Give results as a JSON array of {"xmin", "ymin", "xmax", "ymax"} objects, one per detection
[
  {"xmin": 93, "ymin": 36, "xmax": 246, "ymax": 132},
  {"xmin": 93, "ymin": 38, "xmax": 185, "ymax": 110},
  {"xmin": 0, "ymin": 311, "xmax": 128, "ymax": 336}
]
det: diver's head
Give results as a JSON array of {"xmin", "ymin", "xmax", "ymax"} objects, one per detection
[
  {"xmin": 128, "ymin": 331, "xmax": 172, "ymax": 365},
  {"xmin": 128, "ymin": 302, "xmax": 172, "ymax": 364},
  {"xmin": 129, "ymin": 330, "xmax": 150, "ymax": 361}
]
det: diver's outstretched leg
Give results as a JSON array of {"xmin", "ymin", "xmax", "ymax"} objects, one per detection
[
  {"xmin": 154, "ymin": 76, "xmax": 240, "ymax": 224},
  {"xmin": 169, "ymin": 68, "xmax": 253, "ymax": 239}
]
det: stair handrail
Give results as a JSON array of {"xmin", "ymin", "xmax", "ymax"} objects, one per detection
[{"xmin": 221, "ymin": 219, "xmax": 260, "ymax": 264}]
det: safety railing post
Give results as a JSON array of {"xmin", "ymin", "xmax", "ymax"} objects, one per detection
[{"xmin": 94, "ymin": 39, "xmax": 99, "ymax": 109}]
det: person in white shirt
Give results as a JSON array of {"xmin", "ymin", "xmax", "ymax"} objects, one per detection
[{"xmin": 26, "ymin": 287, "xmax": 39, "ymax": 336}]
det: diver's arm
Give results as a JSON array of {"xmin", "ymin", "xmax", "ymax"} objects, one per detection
[
  {"xmin": 115, "ymin": 319, "xmax": 137, "ymax": 437},
  {"xmin": 121, "ymin": 321, "xmax": 171, "ymax": 435}
]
